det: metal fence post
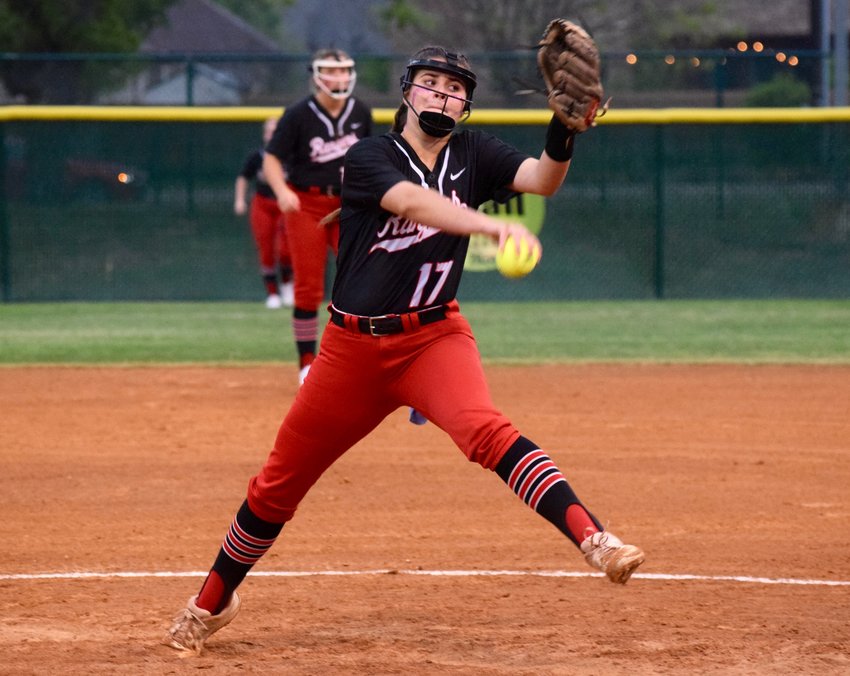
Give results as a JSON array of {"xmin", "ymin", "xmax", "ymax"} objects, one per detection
[
  {"xmin": 186, "ymin": 57, "xmax": 195, "ymax": 106},
  {"xmin": 0, "ymin": 122, "xmax": 9, "ymax": 302},
  {"xmin": 835, "ymin": 0, "xmax": 849, "ymax": 106},
  {"xmin": 820, "ymin": 0, "xmax": 832, "ymax": 106},
  {"xmin": 653, "ymin": 124, "xmax": 665, "ymax": 299},
  {"xmin": 714, "ymin": 126, "xmax": 726, "ymax": 219},
  {"xmin": 714, "ymin": 58, "xmax": 727, "ymax": 108}
]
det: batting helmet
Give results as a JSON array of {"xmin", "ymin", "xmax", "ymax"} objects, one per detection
[{"xmin": 400, "ymin": 47, "xmax": 477, "ymax": 113}]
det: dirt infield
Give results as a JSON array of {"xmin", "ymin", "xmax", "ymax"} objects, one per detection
[{"xmin": 1, "ymin": 364, "xmax": 848, "ymax": 675}]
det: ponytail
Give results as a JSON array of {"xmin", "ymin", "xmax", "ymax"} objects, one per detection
[{"xmin": 392, "ymin": 103, "xmax": 408, "ymax": 133}]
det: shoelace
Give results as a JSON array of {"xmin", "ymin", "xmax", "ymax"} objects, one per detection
[{"xmin": 170, "ymin": 609, "xmax": 207, "ymax": 640}]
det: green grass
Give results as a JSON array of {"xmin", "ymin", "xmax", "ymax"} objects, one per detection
[{"xmin": 0, "ymin": 300, "xmax": 848, "ymax": 365}]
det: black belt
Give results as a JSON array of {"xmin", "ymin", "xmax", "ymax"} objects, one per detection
[
  {"xmin": 292, "ymin": 184, "xmax": 340, "ymax": 197},
  {"xmin": 330, "ymin": 305, "xmax": 448, "ymax": 336}
]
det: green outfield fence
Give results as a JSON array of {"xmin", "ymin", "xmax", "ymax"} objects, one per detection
[{"xmin": 1, "ymin": 106, "xmax": 849, "ymax": 302}]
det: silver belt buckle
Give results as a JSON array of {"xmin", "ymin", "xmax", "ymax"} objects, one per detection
[
  {"xmin": 368, "ymin": 315, "xmax": 385, "ymax": 336},
  {"xmin": 368, "ymin": 314, "xmax": 396, "ymax": 336}
]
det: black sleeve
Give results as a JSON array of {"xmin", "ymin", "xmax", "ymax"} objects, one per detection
[
  {"xmin": 473, "ymin": 131, "xmax": 529, "ymax": 205},
  {"xmin": 342, "ymin": 136, "xmax": 406, "ymax": 208},
  {"xmin": 239, "ymin": 150, "xmax": 261, "ymax": 179},
  {"xmin": 265, "ymin": 110, "xmax": 296, "ymax": 162}
]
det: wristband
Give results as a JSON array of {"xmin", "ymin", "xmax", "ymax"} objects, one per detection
[{"xmin": 544, "ymin": 115, "xmax": 576, "ymax": 162}]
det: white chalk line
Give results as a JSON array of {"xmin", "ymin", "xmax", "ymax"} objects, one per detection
[{"xmin": 0, "ymin": 569, "xmax": 847, "ymax": 586}]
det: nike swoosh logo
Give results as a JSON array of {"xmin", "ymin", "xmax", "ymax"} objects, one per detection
[
  {"xmin": 351, "ymin": 123, "xmax": 362, "ymax": 129},
  {"xmin": 450, "ymin": 168, "xmax": 466, "ymax": 181}
]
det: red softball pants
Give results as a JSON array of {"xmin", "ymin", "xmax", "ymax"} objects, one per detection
[
  {"xmin": 246, "ymin": 303, "xmax": 521, "ymax": 524},
  {"xmin": 283, "ymin": 191, "xmax": 340, "ymax": 309},
  {"xmin": 250, "ymin": 194, "xmax": 290, "ymax": 272}
]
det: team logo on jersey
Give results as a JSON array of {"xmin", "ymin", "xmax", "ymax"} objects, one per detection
[
  {"xmin": 370, "ymin": 217, "xmax": 440, "ymax": 253},
  {"xmin": 371, "ymin": 191, "xmax": 468, "ymax": 254},
  {"xmin": 310, "ymin": 132, "xmax": 360, "ymax": 164}
]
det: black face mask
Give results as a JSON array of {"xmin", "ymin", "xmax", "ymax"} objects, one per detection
[{"xmin": 417, "ymin": 110, "xmax": 456, "ymax": 137}]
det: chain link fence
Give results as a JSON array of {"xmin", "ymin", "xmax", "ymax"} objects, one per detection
[
  {"xmin": 0, "ymin": 49, "xmax": 832, "ymax": 108},
  {"xmin": 2, "ymin": 109, "xmax": 848, "ymax": 302}
]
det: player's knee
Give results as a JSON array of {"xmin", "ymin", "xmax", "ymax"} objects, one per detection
[
  {"xmin": 247, "ymin": 479, "xmax": 300, "ymax": 524},
  {"xmin": 457, "ymin": 418, "xmax": 521, "ymax": 470}
]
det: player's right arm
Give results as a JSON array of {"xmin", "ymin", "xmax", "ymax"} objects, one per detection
[
  {"xmin": 380, "ymin": 181, "xmax": 538, "ymax": 255},
  {"xmin": 345, "ymin": 135, "xmax": 538, "ymax": 255},
  {"xmin": 234, "ymin": 176, "xmax": 249, "ymax": 215},
  {"xmin": 262, "ymin": 152, "xmax": 300, "ymax": 213}
]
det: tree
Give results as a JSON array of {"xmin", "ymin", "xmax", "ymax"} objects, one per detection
[
  {"xmin": 379, "ymin": 0, "xmax": 729, "ymax": 52},
  {"xmin": 378, "ymin": 0, "xmax": 729, "ymax": 105},
  {"xmin": 379, "ymin": 0, "xmax": 613, "ymax": 103},
  {"xmin": 0, "ymin": 0, "xmax": 178, "ymax": 52},
  {"xmin": 215, "ymin": 0, "xmax": 294, "ymax": 44},
  {"xmin": 0, "ymin": 0, "xmax": 179, "ymax": 102},
  {"xmin": 620, "ymin": 0, "xmax": 737, "ymax": 49}
]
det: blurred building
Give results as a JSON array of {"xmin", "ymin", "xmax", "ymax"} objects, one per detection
[{"xmin": 103, "ymin": 0, "xmax": 279, "ymax": 104}]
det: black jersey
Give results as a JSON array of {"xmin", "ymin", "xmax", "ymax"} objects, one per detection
[
  {"xmin": 239, "ymin": 149, "xmax": 275, "ymax": 199},
  {"xmin": 332, "ymin": 130, "xmax": 528, "ymax": 316},
  {"xmin": 265, "ymin": 95, "xmax": 372, "ymax": 190}
]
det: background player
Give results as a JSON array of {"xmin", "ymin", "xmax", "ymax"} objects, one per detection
[
  {"xmin": 234, "ymin": 117, "xmax": 294, "ymax": 309},
  {"xmin": 165, "ymin": 46, "xmax": 644, "ymax": 656},
  {"xmin": 262, "ymin": 49, "xmax": 372, "ymax": 383}
]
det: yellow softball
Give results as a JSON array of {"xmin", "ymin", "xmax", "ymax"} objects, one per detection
[{"xmin": 496, "ymin": 235, "xmax": 541, "ymax": 279}]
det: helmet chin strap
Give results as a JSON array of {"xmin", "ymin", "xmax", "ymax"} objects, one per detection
[
  {"xmin": 404, "ymin": 94, "xmax": 460, "ymax": 138},
  {"xmin": 314, "ymin": 73, "xmax": 356, "ymax": 99}
]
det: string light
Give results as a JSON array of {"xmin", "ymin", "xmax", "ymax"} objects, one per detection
[{"xmin": 616, "ymin": 42, "xmax": 798, "ymax": 73}]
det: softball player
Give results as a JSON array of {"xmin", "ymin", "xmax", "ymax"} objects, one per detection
[
  {"xmin": 165, "ymin": 47, "xmax": 644, "ymax": 655},
  {"xmin": 234, "ymin": 117, "xmax": 294, "ymax": 308},
  {"xmin": 262, "ymin": 49, "xmax": 373, "ymax": 383}
]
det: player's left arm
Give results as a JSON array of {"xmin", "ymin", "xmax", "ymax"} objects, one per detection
[
  {"xmin": 512, "ymin": 16, "xmax": 604, "ymax": 198},
  {"xmin": 508, "ymin": 151, "xmax": 570, "ymax": 197}
]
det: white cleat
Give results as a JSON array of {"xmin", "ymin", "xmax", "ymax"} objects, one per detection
[
  {"xmin": 580, "ymin": 530, "xmax": 645, "ymax": 584},
  {"xmin": 265, "ymin": 293, "xmax": 282, "ymax": 309},
  {"xmin": 280, "ymin": 281, "xmax": 294, "ymax": 307},
  {"xmin": 163, "ymin": 593, "xmax": 241, "ymax": 656}
]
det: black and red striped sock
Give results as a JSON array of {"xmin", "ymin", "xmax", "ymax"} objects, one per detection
[
  {"xmin": 496, "ymin": 436, "xmax": 603, "ymax": 547},
  {"xmin": 292, "ymin": 307, "xmax": 318, "ymax": 366},
  {"xmin": 196, "ymin": 500, "xmax": 283, "ymax": 614}
]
